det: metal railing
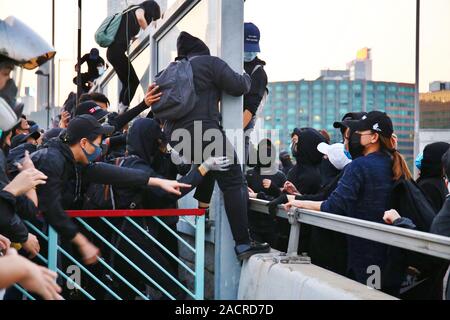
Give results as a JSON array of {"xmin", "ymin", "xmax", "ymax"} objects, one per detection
[
  {"xmin": 249, "ymin": 198, "xmax": 450, "ymax": 260},
  {"xmin": 15, "ymin": 209, "xmax": 205, "ymax": 300}
]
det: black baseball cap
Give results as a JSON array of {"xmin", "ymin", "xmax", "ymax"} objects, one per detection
[
  {"xmin": 10, "ymin": 130, "xmax": 41, "ymax": 148},
  {"xmin": 342, "ymin": 111, "xmax": 394, "ymax": 138},
  {"xmin": 333, "ymin": 112, "xmax": 368, "ymax": 130},
  {"xmin": 65, "ymin": 114, "xmax": 114, "ymax": 144},
  {"xmin": 75, "ymin": 101, "xmax": 109, "ymax": 122}
]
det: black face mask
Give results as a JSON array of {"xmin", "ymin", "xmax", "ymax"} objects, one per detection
[
  {"xmin": 291, "ymin": 142, "xmax": 299, "ymax": 158},
  {"xmin": 348, "ymin": 132, "xmax": 365, "ymax": 160}
]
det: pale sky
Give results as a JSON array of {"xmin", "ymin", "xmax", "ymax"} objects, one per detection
[{"xmin": 1, "ymin": 0, "xmax": 449, "ymax": 106}]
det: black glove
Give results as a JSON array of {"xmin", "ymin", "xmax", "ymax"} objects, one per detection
[{"xmin": 267, "ymin": 194, "xmax": 288, "ymax": 218}]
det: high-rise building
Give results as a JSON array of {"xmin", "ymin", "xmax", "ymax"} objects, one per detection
[
  {"xmin": 347, "ymin": 47, "xmax": 372, "ymax": 81},
  {"xmin": 420, "ymin": 89, "xmax": 450, "ymax": 129},
  {"xmin": 261, "ymin": 79, "xmax": 415, "ymax": 165}
]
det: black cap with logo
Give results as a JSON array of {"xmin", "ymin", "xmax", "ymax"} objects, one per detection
[
  {"xmin": 342, "ymin": 111, "xmax": 394, "ymax": 138},
  {"xmin": 64, "ymin": 114, "xmax": 114, "ymax": 144},
  {"xmin": 75, "ymin": 101, "xmax": 109, "ymax": 122}
]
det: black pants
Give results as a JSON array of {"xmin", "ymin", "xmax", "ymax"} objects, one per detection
[
  {"xmin": 107, "ymin": 40, "xmax": 140, "ymax": 106},
  {"xmin": 174, "ymin": 129, "xmax": 251, "ymax": 246},
  {"xmin": 73, "ymin": 72, "xmax": 96, "ymax": 93}
]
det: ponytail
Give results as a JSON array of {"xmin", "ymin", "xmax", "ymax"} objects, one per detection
[{"xmin": 379, "ymin": 135, "xmax": 412, "ymax": 181}]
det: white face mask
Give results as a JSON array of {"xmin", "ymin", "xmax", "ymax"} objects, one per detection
[
  {"xmin": 0, "ymin": 97, "xmax": 19, "ymax": 131},
  {"xmin": 97, "ymin": 66, "xmax": 105, "ymax": 76}
]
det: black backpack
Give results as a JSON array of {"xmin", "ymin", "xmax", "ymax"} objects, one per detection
[
  {"xmin": 389, "ymin": 178, "xmax": 436, "ymax": 232},
  {"xmin": 151, "ymin": 57, "xmax": 197, "ymax": 121}
]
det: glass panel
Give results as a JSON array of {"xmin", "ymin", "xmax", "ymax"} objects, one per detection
[{"xmin": 157, "ymin": 1, "xmax": 218, "ymax": 72}]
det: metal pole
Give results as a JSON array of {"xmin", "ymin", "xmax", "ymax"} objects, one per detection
[
  {"xmin": 413, "ymin": 0, "xmax": 421, "ymax": 178},
  {"xmin": 76, "ymin": 0, "xmax": 82, "ymax": 102},
  {"xmin": 47, "ymin": 75, "xmax": 50, "ymax": 129},
  {"xmin": 51, "ymin": 0, "xmax": 55, "ymax": 118}
]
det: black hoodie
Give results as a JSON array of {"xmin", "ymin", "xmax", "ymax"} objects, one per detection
[
  {"xmin": 163, "ymin": 32, "xmax": 251, "ymax": 143},
  {"xmin": 417, "ymin": 142, "xmax": 450, "ymax": 213},
  {"xmin": 287, "ymin": 128, "xmax": 326, "ymax": 195}
]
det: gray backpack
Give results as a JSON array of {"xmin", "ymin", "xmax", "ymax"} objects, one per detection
[{"xmin": 151, "ymin": 57, "xmax": 197, "ymax": 121}]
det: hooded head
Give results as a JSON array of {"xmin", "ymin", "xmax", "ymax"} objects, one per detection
[
  {"xmin": 279, "ymin": 150, "xmax": 293, "ymax": 167},
  {"xmin": 291, "ymin": 127, "xmax": 326, "ymax": 165},
  {"xmin": 176, "ymin": 32, "xmax": 210, "ymax": 59},
  {"xmin": 420, "ymin": 142, "xmax": 450, "ymax": 179},
  {"xmin": 255, "ymin": 138, "xmax": 276, "ymax": 169},
  {"xmin": 127, "ymin": 118, "xmax": 165, "ymax": 165}
]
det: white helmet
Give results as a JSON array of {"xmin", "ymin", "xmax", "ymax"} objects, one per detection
[
  {"xmin": 0, "ymin": 97, "xmax": 20, "ymax": 131},
  {"xmin": 0, "ymin": 16, "xmax": 55, "ymax": 70}
]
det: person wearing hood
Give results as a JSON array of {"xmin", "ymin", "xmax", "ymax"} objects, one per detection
[
  {"xmin": 285, "ymin": 127, "xmax": 326, "ymax": 195},
  {"xmin": 416, "ymin": 142, "xmax": 450, "ymax": 213},
  {"xmin": 383, "ymin": 149, "xmax": 450, "ymax": 299},
  {"xmin": 243, "ymin": 23, "xmax": 268, "ymax": 164},
  {"xmin": 278, "ymin": 150, "xmax": 294, "ymax": 176},
  {"xmin": 285, "ymin": 111, "xmax": 412, "ymax": 287},
  {"xmin": 30, "ymin": 115, "xmax": 191, "ymax": 265},
  {"xmin": 6, "ymin": 130, "xmax": 41, "ymax": 177},
  {"xmin": 160, "ymin": 31, "xmax": 270, "ymax": 260},
  {"xmin": 106, "ymin": 0, "xmax": 161, "ymax": 113},
  {"xmin": 73, "ymin": 48, "xmax": 106, "ymax": 93},
  {"xmin": 103, "ymin": 118, "xmax": 228, "ymax": 299},
  {"xmin": 246, "ymin": 139, "xmax": 286, "ymax": 247}
]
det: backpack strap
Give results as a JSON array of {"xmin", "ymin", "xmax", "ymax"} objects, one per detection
[
  {"xmin": 251, "ymin": 64, "xmax": 263, "ymax": 76},
  {"xmin": 122, "ymin": 5, "xmax": 141, "ymax": 15},
  {"xmin": 109, "ymin": 157, "xmax": 126, "ymax": 210}
]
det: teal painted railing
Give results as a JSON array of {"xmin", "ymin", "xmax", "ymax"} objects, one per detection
[{"xmin": 18, "ymin": 209, "xmax": 205, "ymax": 300}]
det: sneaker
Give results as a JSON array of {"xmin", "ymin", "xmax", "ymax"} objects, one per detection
[{"xmin": 235, "ymin": 241, "xmax": 270, "ymax": 261}]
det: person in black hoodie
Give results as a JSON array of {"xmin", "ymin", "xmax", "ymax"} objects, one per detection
[
  {"xmin": 31, "ymin": 115, "xmax": 191, "ymax": 265},
  {"xmin": 285, "ymin": 127, "xmax": 326, "ymax": 195},
  {"xmin": 160, "ymin": 31, "xmax": 270, "ymax": 260},
  {"xmin": 417, "ymin": 142, "xmax": 450, "ymax": 213},
  {"xmin": 106, "ymin": 0, "xmax": 161, "ymax": 113},
  {"xmin": 246, "ymin": 139, "xmax": 286, "ymax": 247},
  {"xmin": 105, "ymin": 118, "xmax": 228, "ymax": 299},
  {"xmin": 278, "ymin": 151, "xmax": 294, "ymax": 176}
]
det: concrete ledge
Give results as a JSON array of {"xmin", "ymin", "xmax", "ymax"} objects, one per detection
[{"xmin": 238, "ymin": 252, "xmax": 398, "ymax": 300}]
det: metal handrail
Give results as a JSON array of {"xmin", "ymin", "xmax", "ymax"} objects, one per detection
[{"xmin": 249, "ymin": 198, "xmax": 450, "ymax": 260}]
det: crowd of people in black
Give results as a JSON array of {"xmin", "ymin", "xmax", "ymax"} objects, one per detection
[{"xmin": 0, "ymin": 0, "xmax": 449, "ymax": 301}]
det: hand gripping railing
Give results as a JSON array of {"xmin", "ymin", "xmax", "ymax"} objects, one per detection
[
  {"xmin": 18, "ymin": 209, "xmax": 205, "ymax": 300},
  {"xmin": 249, "ymin": 198, "xmax": 450, "ymax": 260}
]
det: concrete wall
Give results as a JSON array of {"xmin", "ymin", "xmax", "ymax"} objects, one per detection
[{"xmin": 238, "ymin": 252, "xmax": 397, "ymax": 300}]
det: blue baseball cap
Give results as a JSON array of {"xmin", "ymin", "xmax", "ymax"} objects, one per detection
[{"xmin": 244, "ymin": 23, "xmax": 260, "ymax": 52}]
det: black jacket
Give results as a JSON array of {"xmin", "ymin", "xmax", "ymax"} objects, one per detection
[
  {"xmin": 113, "ymin": 119, "xmax": 204, "ymax": 226},
  {"xmin": 417, "ymin": 141, "xmax": 450, "ymax": 213},
  {"xmin": 163, "ymin": 32, "xmax": 251, "ymax": 140},
  {"xmin": 243, "ymin": 57, "xmax": 267, "ymax": 117},
  {"xmin": 287, "ymin": 128, "xmax": 326, "ymax": 195},
  {"xmin": 431, "ymin": 196, "xmax": 450, "ymax": 236},
  {"xmin": 0, "ymin": 190, "xmax": 29, "ymax": 243},
  {"xmin": 31, "ymin": 138, "xmax": 154, "ymax": 240},
  {"xmin": 246, "ymin": 167, "xmax": 286, "ymax": 232},
  {"xmin": 0, "ymin": 149, "xmax": 31, "ymax": 243},
  {"xmin": 417, "ymin": 177, "xmax": 448, "ymax": 214}
]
